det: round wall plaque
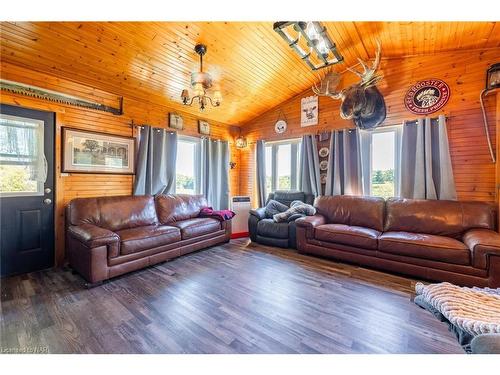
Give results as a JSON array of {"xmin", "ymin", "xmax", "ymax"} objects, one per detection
[
  {"xmin": 319, "ymin": 160, "xmax": 328, "ymax": 171},
  {"xmin": 319, "ymin": 147, "xmax": 329, "ymax": 158},
  {"xmin": 404, "ymin": 79, "xmax": 450, "ymax": 115},
  {"xmin": 275, "ymin": 119, "xmax": 287, "ymax": 134}
]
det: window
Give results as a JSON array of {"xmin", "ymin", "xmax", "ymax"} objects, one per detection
[
  {"xmin": 365, "ymin": 127, "xmax": 401, "ymax": 199},
  {"xmin": 264, "ymin": 139, "xmax": 301, "ymax": 193},
  {"xmin": 175, "ymin": 137, "xmax": 199, "ymax": 194},
  {"xmin": 0, "ymin": 114, "xmax": 45, "ymax": 197}
]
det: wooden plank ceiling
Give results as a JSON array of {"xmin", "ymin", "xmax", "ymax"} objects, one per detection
[{"xmin": 1, "ymin": 22, "xmax": 499, "ymax": 125}]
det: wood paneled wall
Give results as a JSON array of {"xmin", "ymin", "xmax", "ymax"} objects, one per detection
[
  {"xmin": 0, "ymin": 62, "xmax": 241, "ymax": 265},
  {"xmin": 239, "ymin": 49, "xmax": 500, "ymax": 206}
]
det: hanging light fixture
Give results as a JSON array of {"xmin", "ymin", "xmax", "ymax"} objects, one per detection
[
  {"xmin": 273, "ymin": 22, "xmax": 343, "ymax": 71},
  {"xmin": 181, "ymin": 44, "xmax": 222, "ymax": 111}
]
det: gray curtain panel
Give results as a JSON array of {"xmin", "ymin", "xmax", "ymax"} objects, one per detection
[
  {"xmin": 324, "ymin": 129, "xmax": 364, "ymax": 196},
  {"xmin": 399, "ymin": 115, "xmax": 457, "ymax": 200},
  {"xmin": 299, "ymin": 134, "xmax": 322, "ymax": 197},
  {"xmin": 256, "ymin": 140, "xmax": 267, "ymax": 207},
  {"xmin": 133, "ymin": 126, "xmax": 177, "ymax": 195},
  {"xmin": 201, "ymin": 138, "xmax": 230, "ymax": 210}
]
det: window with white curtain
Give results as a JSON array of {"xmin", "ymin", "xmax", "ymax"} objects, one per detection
[
  {"xmin": 175, "ymin": 136, "xmax": 200, "ymax": 194},
  {"xmin": 264, "ymin": 139, "xmax": 301, "ymax": 192},
  {"xmin": 362, "ymin": 126, "xmax": 402, "ymax": 198},
  {"xmin": 0, "ymin": 114, "xmax": 45, "ymax": 197}
]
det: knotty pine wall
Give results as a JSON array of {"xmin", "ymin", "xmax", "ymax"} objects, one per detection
[
  {"xmin": 0, "ymin": 62, "xmax": 241, "ymax": 265},
  {"xmin": 239, "ymin": 48, "xmax": 500, "ymax": 206}
]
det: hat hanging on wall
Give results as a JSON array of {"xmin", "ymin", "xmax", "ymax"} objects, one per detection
[{"xmin": 274, "ymin": 108, "xmax": 288, "ymax": 134}]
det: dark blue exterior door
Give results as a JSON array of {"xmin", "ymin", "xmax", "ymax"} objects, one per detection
[{"xmin": 0, "ymin": 104, "xmax": 55, "ymax": 277}]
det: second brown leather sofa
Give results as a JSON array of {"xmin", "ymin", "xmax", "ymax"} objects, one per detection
[
  {"xmin": 66, "ymin": 194, "xmax": 231, "ymax": 285},
  {"xmin": 296, "ymin": 196, "xmax": 500, "ymax": 287}
]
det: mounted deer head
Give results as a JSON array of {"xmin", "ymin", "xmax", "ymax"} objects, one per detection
[{"xmin": 313, "ymin": 40, "xmax": 386, "ymax": 130}]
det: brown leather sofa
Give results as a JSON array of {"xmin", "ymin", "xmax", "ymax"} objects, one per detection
[
  {"xmin": 296, "ymin": 196, "xmax": 500, "ymax": 287},
  {"xmin": 66, "ymin": 194, "xmax": 231, "ymax": 285}
]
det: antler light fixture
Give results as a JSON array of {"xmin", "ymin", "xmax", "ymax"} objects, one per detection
[
  {"xmin": 273, "ymin": 22, "xmax": 343, "ymax": 71},
  {"xmin": 181, "ymin": 44, "xmax": 222, "ymax": 111}
]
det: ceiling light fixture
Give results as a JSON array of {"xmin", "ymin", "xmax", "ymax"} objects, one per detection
[
  {"xmin": 181, "ymin": 44, "xmax": 222, "ymax": 111},
  {"xmin": 273, "ymin": 22, "xmax": 343, "ymax": 71}
]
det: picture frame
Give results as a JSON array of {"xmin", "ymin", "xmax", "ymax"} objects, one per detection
[
  {"xmin": 62, "ymin": 127, "xmax": 135, "ymax": 174},
  {"xmin": 198, "ymin": 120, "xmax": 210, "ymax": 135},
  {"xmin": 300, "ymin": 95, "xmax": 319, "ymax": 127},
  {"xmin": 169, "ymin": 112, "xmax": 184, "ymax": 130}
]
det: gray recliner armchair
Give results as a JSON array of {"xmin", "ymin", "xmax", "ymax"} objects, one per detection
[{"xmin": 248, "ymin": 190, "xmax": 315, "ymax": 249}]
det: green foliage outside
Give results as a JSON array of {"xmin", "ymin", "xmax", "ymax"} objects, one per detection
[
  {"xmin": 0, "ymin": 165, "xmax": 37, "ymax": 193},
  {"xmin": 278, "ymin": 175, "xmax": 291, "ymax": 190},
  {"xmin": 266, "ymin": 175, "xmax": 291, "ymax": 192},
  {"xmin": 176, "ymin": 173, "xmax": 194, "ymax": 194},
  {"xmin": 371, "ymin": 169, "xmax": 394, "ymax": 198}
]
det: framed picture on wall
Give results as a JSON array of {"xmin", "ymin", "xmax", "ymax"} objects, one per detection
[
  {"xmin": 301, "ymin": 95, "xmax": 319, "ymax": 127},
  {"xmin": 62, "ymin": 127, "xmax": 135, "ymax": 174},
  {"xmin": 198, "ymin": 120, "xmax": 210, "ymax": 135},
  {"xmin": 169, "ymin": 113, "xmax": 183, "ymax": 130}
]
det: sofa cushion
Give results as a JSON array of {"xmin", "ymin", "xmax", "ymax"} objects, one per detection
[
  {"xmin": 315, "ymin": 224, "xmax": 380, "ymax": 250},
  {"xmin": 66, "ymin": 195, "xmax": 158, "ymax": 231},
  {"xmin": 384, "ymin": 198, "xmax": 495, "ymax": 238},
  {"xmin": 171, "ymin": 218, "xmax": 221, "ymax": 240},
  {"xmin": 155, "ymin": 194, "xmax": 208, "ymax": 224},
  {"xmin": 378, "ymin": 231, "xmax": 470, "ymax": 265},
  {"xmin": 314, "ymin": 195, "xmax": 385, "ymax": 232},
  {"xmin": 257, "ymin": 218, "xmax": 289, "ymax": 239},
  {"xmin": 117, "ymin": 225, "xmax": 181, "ymax": 255}
]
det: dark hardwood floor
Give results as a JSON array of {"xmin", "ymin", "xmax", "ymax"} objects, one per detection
[{"xmin": 0, "ymin": 239, "xmax": 462, "ymax": 354}]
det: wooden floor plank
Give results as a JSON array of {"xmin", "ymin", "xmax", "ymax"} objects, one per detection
[{"xmin": 0, "ymin": 239, "xmax": 463, "ymax": 354}]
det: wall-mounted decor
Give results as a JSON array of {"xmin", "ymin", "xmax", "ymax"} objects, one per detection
[
  {"xmin": 235, "ymin": 136, "xmax": 248, "ymax": 149},
  {"xmin": 169, "ymin": 113, "xmax": 183, "ymax": 130},
  {"xmin": 273, "ymin": 22, "xmax": 343, "ymax": 71},
  {"xmin": 62, "ymin": 128, "xmax": 135, "ymax": 174},
  {"xmin": 319, "ymin": 160, "xmax": 328, "ymax": 171},
  {"xmin": 181, "ymin": 44, "xmax": 222, "ymax": 111},
  {"xmin": 0, "ymin": 79, "xmax": 123, "ymax": 115},
  {"xmin": 319, "ymin": 147, "xmax": 329, "ymax": 158},
  {"xmin": 275, "ymin": 119, "xmax": 287, "ymax": 134},
  {"xmin": 301, "ymin": 95, "xmax": 318, "ymax": 127},
  {"xmin": 313, "ymin": 41, "xmax": 386, "ymax": 130},
  {"xmin": 198, "ymin": 120, "xmax": 210, "ymax": 135},
  {"xmin": 404, "ymin": 79, "xmax": 450, "ymax": 115},
  {"xmin": 320, "ymin": 173, "xmax": 327, "ymax": 185}
]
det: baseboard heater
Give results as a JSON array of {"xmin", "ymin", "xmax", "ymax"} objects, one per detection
[{"xmin": 230, "ymin": 196, "xmax": 251, "ymax": 239}]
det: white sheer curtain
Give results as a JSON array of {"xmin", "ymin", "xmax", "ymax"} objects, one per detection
[{"xmin": 0, "ymin": 115, "xmax": 45, "ymax": 183}]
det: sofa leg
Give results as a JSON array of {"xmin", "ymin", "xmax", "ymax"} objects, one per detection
[{"xmin": 84, "ymin": 280, "xmax": 103, "ymax": 289}]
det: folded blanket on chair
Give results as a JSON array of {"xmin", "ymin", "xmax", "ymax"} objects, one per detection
[
  {"xmin": 273, "ymin": 200, "xmax": 316, "ymax": 223},
  {"xmin": 199, "ymin": 207, "xmax": 235, "ymax": 221}
]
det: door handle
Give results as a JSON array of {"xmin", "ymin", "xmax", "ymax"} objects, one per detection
[{"xmin": 43, "ymin": 198, "xmax": 52, "ymax": 205}]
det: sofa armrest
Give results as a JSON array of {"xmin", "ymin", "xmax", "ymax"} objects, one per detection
[
  {"xmin": 68, "ymin": 223, "xmax": 120, "ymax": 248},
  {"xmin": 249, "ymin": 207, "xmax": 266, "ymax": 220},
  {"xmin": 463, "ymin": 228, "xmax": 500, "ymax": 269},
  {"xmin": 295, "ymin": 214, "xmax": 326, "ymax": 229}
]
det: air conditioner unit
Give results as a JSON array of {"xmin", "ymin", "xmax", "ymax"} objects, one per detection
[{"xmin": 230, "ymin": 196, "xmax": 251, "ymax": 239}]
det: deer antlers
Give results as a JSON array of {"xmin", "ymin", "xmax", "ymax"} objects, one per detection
[
  {"xmin": 346, "ymin": 40, "xmax": 382, "ymax": 87},
  {"xmin": 312, "ymin": 68, "xmax": 342, "ymax": 98},
  {"xmin": 312, "ymin": 40, "xmax": 383, "ymax": 97}
]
